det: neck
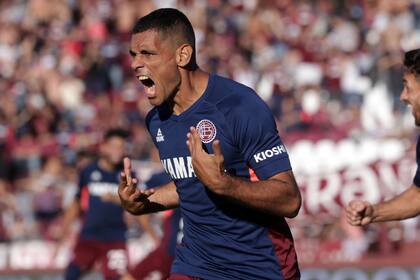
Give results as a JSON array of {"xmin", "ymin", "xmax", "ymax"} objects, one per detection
[
  {"xmin": 171, "ymin": 68, "xmax": 209, "ymax": 115},
  {"xmin": 98, "ymin": 158, "xmax": 114, "ymax": 172}
]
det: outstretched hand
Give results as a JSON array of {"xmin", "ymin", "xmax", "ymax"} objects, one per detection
[
  {"xmin": 187, "ymin": 127, "xmax": 230, "ymax": 195},
  {"xmin": 345, "ymin": 200, "xmax": 374, "ymax": 226},
  {"xmin": 118, "ymin": 157, "xmax": 155, "ymax": 215}
]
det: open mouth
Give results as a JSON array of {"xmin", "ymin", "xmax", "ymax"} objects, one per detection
[{"xmin": 138, "ymin": 75, "xmax": 156, "ymax": 98}]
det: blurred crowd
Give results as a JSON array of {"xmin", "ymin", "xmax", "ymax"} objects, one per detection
[{"xmin": 0, "ymin": 0, "xmax": 419, "ymax": 264}]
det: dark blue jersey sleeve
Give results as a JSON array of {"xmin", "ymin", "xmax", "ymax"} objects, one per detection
[
  {"xmin": 414, "ymin": 136, "xmax": 420, "ymax": 187},
  {"xmin": 145, "ymin": 171, "xmax": 173, "ymax": 189},
  {"xmin": 231, "ymin": 91, "xmax": 291, "ymax": 180}
]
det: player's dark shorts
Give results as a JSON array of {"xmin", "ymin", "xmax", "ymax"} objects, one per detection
[
  {"xmin": 129, "ymin": 246, "xmax": 174, "ymax": 280},
  {"xmin": 68, "ymin": 238, "xmax": 128, "ymax": 279}
]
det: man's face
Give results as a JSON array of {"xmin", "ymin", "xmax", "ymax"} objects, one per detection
[
  {"xmin": 401, "ymin": 72, "xmax": 420, "ymax": 126},
  {"xmin": 101, "ymin": 137, "xmax": 126, "ymax": 166},
  {"xmin": 130, "ymin": 29, "xmax": 180, "ymax": 106}
]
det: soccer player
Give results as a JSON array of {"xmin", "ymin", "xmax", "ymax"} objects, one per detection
[
  {"xmin": 346, "ymin": 48, "xmax": 420, "ymax": 226},
  {"xmin": 57, "ymin": 129, "xmax": 137, "ymax": 280},
  {"xmin": 119, "ymin": 8, "xmax": 302, "ymax": 280}
]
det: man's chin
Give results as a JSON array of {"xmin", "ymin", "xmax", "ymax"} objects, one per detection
[
  {"xmin": 148, "ymin": 97, "xmax": 162, "ymax": 106},
  {"xmin": 415, "ymin": 117, "xmax": 420, "ymax": 127}
]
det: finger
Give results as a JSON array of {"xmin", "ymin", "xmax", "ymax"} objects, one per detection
[
  {"xmin": 187, "ymin": 131, "xmax": 194, "ymax": 155},
  {"xmin": 361, "ymin": 217, "xmax": 371, "ymax": 226},
  {"xmin": 119, "ymin": 172, "xmax": 136, "ymax": 197},
  {"xmin": 354, "ymin": 201, "xmax": 368, "ymax": 214},
  {"xmin": 129, "ymin": 188, "xmax": 154, "ymax": 202},
  {"xmin": 212, "ymin": 140, "xmax": 225, "ymax": 170},
  {"xmin": 119, "ymin": 171, "xmax": 128, "ymax": 192},
  {"xmin": 124, "ymin": 157, "xmax": 132, "ymax": 186},
  {"xmin": 190, "ymin": 127, "xmax": 203, "ymax": 154},
  {"xmin": 212, "ymin": 139, "xmax": 224, "ymax": 158}
]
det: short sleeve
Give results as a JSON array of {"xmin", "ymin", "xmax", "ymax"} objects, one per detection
[
  {"xmin": 413, "ymin": 136, "xmax": 420, "ymax": 187},
  {"xmin": 145, "ymin": 171, "xmax": 173, "ymax": 189},
  {"xmin": 233, "ymin": 95, "xmax": 291, "ymax": 180}
]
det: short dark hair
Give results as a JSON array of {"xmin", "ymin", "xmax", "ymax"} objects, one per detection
[
  {"xmin": 404, "ymin": 48, "xmax": 420, "ymax": 78},
  {"xmin": 104, "ymin": 129, "xmax": 130, "ymax": 142},
  {"xmin": 132, "ymin": 8, "xmax": 196, "ymax": 51}
]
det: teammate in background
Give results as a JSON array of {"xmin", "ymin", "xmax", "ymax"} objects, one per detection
[
  {"xmin": 125, "ymin": 171, "xmax": 182, "ymax": 280},
  {"xmin": 346, "ymin": 49, "xmax": 420, "ymax": 226},
  {"xmin": 58, "ymin": 129, "xmax": 157, "ymax": 280},
  {"xmin": 119, "ymin": 8, "xmax": 302, "ymax": 280}
]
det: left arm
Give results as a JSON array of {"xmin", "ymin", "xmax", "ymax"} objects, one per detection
[
  {"xmin": 187, "ymin": 127, "xmax": 301, "ymax": 218},
  {"xmin": 218, "ymin": 170, "xmax": 301, "ymax": 218}
]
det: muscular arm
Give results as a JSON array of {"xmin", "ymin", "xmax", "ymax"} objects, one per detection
[
  {"xmin": 57, "ymin": 199, "xmax": 80, "ymax": 241},
  {"xmin": 137, "ymin": 181, "xmax": 179, "ymax": 214},
  {"xmin": 213, "ymin": 170, "xmax": 301, "ymax": 218},
  {"xmin": 371, "ymin": 185, "xmax": 420, "ymax": 222},
  {"xmin": 347, "ymin": 185, "xmax": 420, "ymax": 226},
  {"xmin": 187, "ymin": 128, "xmax": 301, "ymax": 218}
]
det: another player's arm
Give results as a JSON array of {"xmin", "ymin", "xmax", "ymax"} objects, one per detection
[
  {"xmin": 187, "ymin": 128, "xmax": 301, "ymax": 218},
  {"xmin": 346, "ymin": 185, "xmax": 420, "ymax": 226},
  {"xmin": 54, "ymin": 199, "xmax": 80, "ymax": 249},
  {"xmin": 136, "ymin": 214, "xmax": 160, "ymax": 244},
  {"xmin": 118, "ymin": 158, "xmax": 179, "ymax": 215}
]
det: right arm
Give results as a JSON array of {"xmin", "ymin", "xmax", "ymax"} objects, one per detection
[
  {"xmin": 346, "ymin": 185, "xmax": 420, "ymax": 225},
  {"xmin": 58, "ymin": 199, "xmax": 81, "ymax": 240},
  {"xmin": 136, "ymin": 215, "xmax": 160, "ymax": 244},
  {"xmin": 118, "ymin": 158, "xmax": 179, "ymax": 215}
]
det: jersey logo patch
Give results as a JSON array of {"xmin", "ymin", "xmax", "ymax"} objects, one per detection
[
  {"xmin": 156, "ymin": 128, "xmax": 164, "ymax": 142},
  {"xmin": 91, "ymin": 170, "xmax": 102, "ymax": 181},
  {"xmin": 196, "ymin": 119, "xmax": 217, "ymax": 143}
]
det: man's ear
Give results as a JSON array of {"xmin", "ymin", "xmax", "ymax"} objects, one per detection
[{"xmin": 176, "ymin": 44, "xmax": 194, "ymax": 67}]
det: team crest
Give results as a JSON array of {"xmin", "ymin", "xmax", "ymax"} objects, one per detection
[{"xmin": 196, "ymin": 119, "xmax": 217, "ymax": 143}]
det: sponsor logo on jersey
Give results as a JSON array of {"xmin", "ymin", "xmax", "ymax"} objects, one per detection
[
  {"xmin": 253, "ymin": 145, "xmax": 287, "ymax": 163},
  {"xmin": 88, "ymin": 182, "xmax": 119, "ymax": 196},
  {"xmin": 91, "ymin": 170, "xmax": 102, "ymax": 181},
  {"xmin": 161, "ymin": 156, "xmax": 196, "ymax": 179},
  {"xmin": 196, "ymin": 119, "xmax": 216, "ymax": 143},
  {"xmin": 156, "ymin": 128, "xmax": 164, "ymax": 142}
]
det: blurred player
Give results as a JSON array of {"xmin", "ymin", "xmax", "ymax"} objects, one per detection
[
  {"xmin": 58, "ymin": 129, "xmax": 156, "ymax": 280},
  {"xmin": 125, "ymin": 171, "xmax": 182, "ymax": 280},
  {"xmin": 119, "ymin": 8, "xmax": 302, "ymax": 280},
  {"xmin": 346, "ymin": 48, "xmax": 420, "ymax": 226}
]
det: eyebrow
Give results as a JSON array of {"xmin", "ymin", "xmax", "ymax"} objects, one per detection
[{"xmin": 129, "ymin": 49, "xmax": 157, "ymax": 56}]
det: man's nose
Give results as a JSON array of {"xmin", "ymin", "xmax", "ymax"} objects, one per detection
[
  {"xmin": 131, "ymin": 55, "xmax": 144, "ymax": 71},
  {"xmin": 400, "ymin": 89, "xmax": 407, "ymax": 102}
]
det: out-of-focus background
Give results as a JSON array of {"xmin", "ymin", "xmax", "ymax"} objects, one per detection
[{"xmin": 0, "ymin": 0, "xmax": 420, "ymax": 279}]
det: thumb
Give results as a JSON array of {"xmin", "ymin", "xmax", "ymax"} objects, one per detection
[{"xmin": 350, "ymin": 200, "xmax": 367, "ymax": 213}]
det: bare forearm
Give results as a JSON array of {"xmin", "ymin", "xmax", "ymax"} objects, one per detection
[
  {"xmin": 137, "ymin": 215, "xmax": 159, "ymax": 242},
  {"xmin": 59, "ymin": 200, "xmax": 80, "ymax": 240},
  {"xmin": 217, "ymin": 171, "xmax": 301, "ymax": 218},
  {"xmin": 371, "ymin": 185, "xmax": 420, "ymax": 222},
  {"xmin": 131, "ymin": 182, "xmax": 179, "ymax": 215}
]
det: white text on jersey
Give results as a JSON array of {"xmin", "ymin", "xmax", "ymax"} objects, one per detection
[
  {"xmin": 161, "ymin": 156, "xmax": 196, "ymax": 179},
  {"xmin": 88, "ymin": 182, "xmax": 118, "ymax": 196},
  {"xmin": 253, "ymin": 145, "xmax": 287, "ymax": 163}
]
